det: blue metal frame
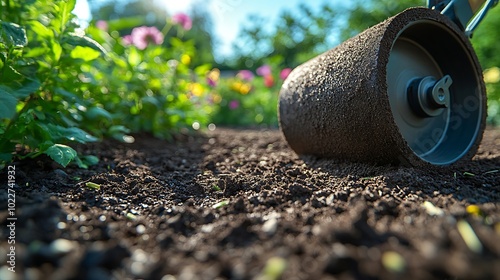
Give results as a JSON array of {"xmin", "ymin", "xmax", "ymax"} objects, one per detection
[{"xmin": 427, "ymin": 0, "xmax": 498, "ymax": 37}]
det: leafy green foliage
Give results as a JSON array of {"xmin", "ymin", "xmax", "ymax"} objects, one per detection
[
  {"xmin": 483, "ymin": 67, "xmax": 500, "ymax": 125},
  {"xmin": 0, "ymin": 0, "xmax": 215, "ymax": 168},
  {"xmin": 210, "ymin": 67, "xmax": 281, "ymax": 127},
  {"xmin": 0, "ymin": 0, "xmax": 103, "ymax": 167},
  {"xmin": 472, "ymin": 7, "xmax": 500, "ymax": 125},
  {"xmin": 90, "ymin": 0, "xmax": 216, "ymax": 67},
  {"xmin": 83, "ymin": 22, "xmax": 214, "ymax": 139},
  {"xmin": 471, "ymin": 6, "xmax": 500, "ymax": 70},
  {"xmin": 0, "ymin": 21, "xmax": 27, "ymax": 48},
  {"xmin": 45, "ymin": 144, "xmax": 77, "ymax": 167}
]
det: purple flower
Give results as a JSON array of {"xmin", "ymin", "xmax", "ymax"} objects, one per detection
[
  {"xmin": 207, "ymin": 77, "xmax": 217, "ymax": 87},
  {"xmin": 124, "ymin": 26, "xmax": 164, "ymax": 50},
  {"xmin": 229, "ymin": 100, "xmax": 239, "ymax": 110},
  {"xmin": 237, "ymin": 70, "xmax": 254, "ymax": 81},
  {"xmin": 280, "ymin": 68, "xmax": 292, "ymax": 80},
  {"xmin": 96, "ymin": 20, "xmax": 108, "ymax": 31},
  {"xmin": 172, "ymin": 13, "xmax": 193, "ymax": 31},
  {"xmin": 256, "ymin": 65, "xmax": 271, "ymax": 76}
]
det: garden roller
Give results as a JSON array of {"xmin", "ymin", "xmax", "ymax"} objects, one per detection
[{"xmin": 279, "ymin": 0, "xmax": 498, "ymax": 166}]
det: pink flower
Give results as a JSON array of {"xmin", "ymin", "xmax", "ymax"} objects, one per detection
[
  {"xmin": 264, "ymin": 75, "xmax": 274, "ymax": 88},
  {"xmin": 124, "ymin": 26, "xmax": 164, "ymax": 50},
  {"xmin": 237, "ymin": 70, "xmax": 254, "ymax": 81},
  {"xmin": 256, "ymin": 65, "xmax": 272, "ymax": 76},
  {"xmin": 172, "ymin": 13, "xmax": 192, "ymax": 31},
  {"xmin": 229, "ymin": 100, "xmax": 239, "ymax": 110},
  {"xmin": 122, "ymin": 35, "xmax": 133, "ymax": 45},
  {"xmin": 279, "ymin": 68, "xmax": 292, "ymax": 80},
  {"xmin": 96, "ymin": 20, "xmax": 108, "ymax": 31}
]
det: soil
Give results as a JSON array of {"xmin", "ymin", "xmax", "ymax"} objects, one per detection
[{"xmin": 1, "ymin": 127, "xmax": 499, "ymax": 280}]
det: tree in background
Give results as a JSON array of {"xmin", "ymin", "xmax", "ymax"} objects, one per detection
[
  {"xmin": 339, "ymin": 0, "xmax": 424, "ymax": 41},
  {"xmin": 228, "ymin": 1, "xmax": 430, "ymax": 70},
  {"xmin": 88, "ymin": 0, "xmax": 167, "ymax": 35},
  {"xmin": 342, "ymin": 0, "xmax": 500, "ymax": 70},
  {"xmin": 183, "ymin": 6, "xmax": 215, "ymax": 67},
  {"xmin": 229, "ymin": 3, "xmax": 338, "ymax": 70}
]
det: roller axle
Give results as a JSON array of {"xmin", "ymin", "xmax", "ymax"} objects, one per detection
[{"xmin": 408, "ymin": 75, "xmax": 452, "ymax": 117}]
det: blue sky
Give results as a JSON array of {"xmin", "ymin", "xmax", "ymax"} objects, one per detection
[{"xmin": 74, "ymin": 0, "xmax": 336, "ymax": 60}]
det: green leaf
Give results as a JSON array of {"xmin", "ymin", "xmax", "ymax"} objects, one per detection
[
  {"xmin": 13, "ymin": 80, "xmax": 40, "ymax": 99},
  {"xmin": 70, "ymin": 45, "xmax": 101, "ymax": 61},
  {"xmin": 107, "ymin": 125, "xmax": 131, "ymax": 141},
  {"xmin": 126, "ymin": 212, "xmax": 137, "ymax": 220},
  {"xmin": 85, "ymin": 106, "xmax": 112, "ymax": 121},
  {"xmin": 0, "ymin": 87, "xmax": 18, "ymax": 119},
  {"xmin": 45, "ymin": 144, "xmax": 77, "ymax": 167},
  {"xmin": 82, "ymin": 155, "xmax": 99, "ymax": 166},
  {"xmin": 0, "ymin": 66, "xmax": 23, "ymax": 84},
  {"xmin": 51, "ymin": 40, "xmax": 62, "ymax": 61},
  {"xmin": 108, "ymin": 125, "xmax": 130, "ymax": 135},
  {"xmin": 24, "ymin": 46, "xmax": 50, "ymax": 58},
  {"xmin": 111, "ymin": 55, "xmax": 127, "ymax": 68},
  {"xmin": 142, "ymin": 96, "xmax": 161, "ymax": 109},
  {"xmin": 65, "ymin": 33, "xmax": 107, "ymax": 54},
  {"xmin": 47, "ymin": 124, "xmax": 98, "ymax": 143},
  {"xmin": 262, "ymin": 257, "xmax": 287, "ymax": 280},
  {"xmin": 212, "ymin": 200, "xmax": 230, "ymax": 209},
  {"xmin": 32, "ymin": 124, "xmax": 54, "ymax": 145},
  {"xmin": 28, "ymin": 21, "xmax": 53, "ymax": 39},
  {"xmin": 59, "ymin": 0, "xmax": 76, "ymax": 28},
  {"xmin": 0, "ymin": 153, "xmax": 13, "ymax": 163},
  {"xmin": 0, "ymin": 22, "xmax": 28, "ymax": 48},
  {"xmin": 72, "ymin": 154, "xmax": 99, "ymax": 169},
  {"xmin": 127, "ymin": 47, "xmax": 141, "ymax": 67},
  {"xmin": 85, "ymin": 181, "xmax": 101, "ymax": 190},
  {"xmin": 55, "ymin": 87, "xmax": 79, "ymax": 101},
  {"xmin": 194, "ymin": 64, "xmax": 212, "ymax": 75}
]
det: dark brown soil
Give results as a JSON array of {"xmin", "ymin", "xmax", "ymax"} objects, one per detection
[{"xmin": 1, "ymin": 127, "xmax": 499, "ymax": 280}]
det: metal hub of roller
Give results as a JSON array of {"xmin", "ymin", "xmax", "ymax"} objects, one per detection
[{"xmin": 387, "ymin": 20, "xmax": 484, "ymax": 165}]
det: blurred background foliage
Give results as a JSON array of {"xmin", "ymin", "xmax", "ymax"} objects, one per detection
[
  {"xmin": 88, "ymin": 0, "xmax": 215, "ymax": 67},
  {"xmin": 88, "ymin": 0, "xmax": 500, "ymax": 124}
]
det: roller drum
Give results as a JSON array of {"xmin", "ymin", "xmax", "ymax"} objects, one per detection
[{"xmin": 278, "ymin": 8, "xmax": 486, "ymax": 166}]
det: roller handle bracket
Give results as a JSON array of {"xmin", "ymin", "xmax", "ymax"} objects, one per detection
[{"xmin": 427, "ymin": 0, "xmax": 498, "ymax": 37}]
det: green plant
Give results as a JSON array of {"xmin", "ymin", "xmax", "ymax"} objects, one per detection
[
  {"xmin": 0, "ymin": 0, "xmax": 217, "ymax": 169},
  {"xmin": 83, "ymin": 21, "xmax": 214, "ymax": 139},
  {"xmin": 0, "ymin": 0, "xmax": 104, "ymax": 168},
  {"xmin": 483, "ymin": 67, "xmax": 500, "ymax": 125},
  {"xmin": 209, "ymin": 61, "xmax": 287, "ymax": 127}
]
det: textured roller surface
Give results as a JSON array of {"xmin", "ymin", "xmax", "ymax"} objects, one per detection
[{"xmin": 278, "ymin": 8, "xmax": 486, "ymax": 166}]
